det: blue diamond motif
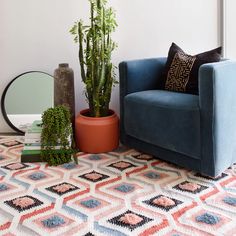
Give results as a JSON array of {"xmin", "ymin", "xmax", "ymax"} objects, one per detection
[
  {"xmin": 42, "ymin": 215, "xmax": 65, "ymax": 228},
  {"xmin": 62, "ymin": 162, "xmax": 77, "ymax": 169},
  {"xmin": 89, "ymin": 155, "xmax": 102, "ymax": 161},
  {"xmin": 196, "ymin": 213, "xmax": 220, "ymax": 225},
  {"xmin": 28, "ymin": 172, "xmax": 46, "ymax": 180},
  {"xmin": 144, "ymin": 172, "xmax": 160, "ymax": 179},
  {"xmin": 223, "ymin": 196, "xmax": 236, "ymax": 206},
  {"xmin": 115, "ymin": 184, "xmax": 135, "ymax": 193},
  {"xmin": 81, "ymin": 199, "xmax": 101, "ymax": 208},
  {"xmin": 0, "ymin": 184, "xmax": 8, "ymax": 191}
]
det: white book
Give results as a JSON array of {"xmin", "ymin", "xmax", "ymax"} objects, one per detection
[
  {"xmin": 24, "ymin": 132, "xmax": 41, "ymax": 139},
  {"xmin": 23, "ymin": 145, "xmax": 62, "ymax": 151},
  {"xmin": 24, "ymin": 138, "xmax": 41, "ymax": 144},
  {"xmin": 24, "ymin": 143, "xmax": 41, "ymax": 147}
]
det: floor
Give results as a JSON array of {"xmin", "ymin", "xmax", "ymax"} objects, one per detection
[{"xmin": 0, "ymin": 136, "xmax": 236, "ymax": 236}]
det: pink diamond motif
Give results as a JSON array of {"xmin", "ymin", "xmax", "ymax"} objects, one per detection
[
  {"xmin": 85, "ymin": 173, "xmax": 103, "ymax": 180},
  {"xmin": 5, "ymin": 195, "xmax": 43, "ymax": 212},
  {"xmin": 119, "ymin": 213, "xmax": 143, "ymax": 225},
  {"xmin": 4, "ymin": 141, "xmax": 20, "ymax": 146},
  {"xmin": 12, "ymin": 197, "xmax": 35, "ymax": 209},
  {"xmin": 108, "ymin": 210, "xmax": 152, "ymax": 231},
  {"xmin": 7, "ymin": 163, "xmax": 25, "ymax": 170},
  {"xmin": 53, "ymin": 184, "xmax": 76, "ymax": 193},
  {"xmin": 153, "ymin": 196, "xmax": 175, "ymax": 207},
  {"xmin": 179, "ymin": 182, "xmax": 201, "ymax": 192},
  {"xmin": 108, "ymin": 161, "xmax": 136, "ymax": 171},
  {"xmin": 113, "ymin": 162, "xmax": 131, "ymax": 169}
]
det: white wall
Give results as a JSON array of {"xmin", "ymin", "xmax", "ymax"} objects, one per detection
[
  {"xmin": 0, "ymin": 0, "xmax": 221, "ymax": 132},
  {"xmin": 224, "ymin": 0, "xmax": 236, "ymax": 58}
]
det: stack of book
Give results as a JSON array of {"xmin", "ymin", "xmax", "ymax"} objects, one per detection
[
  {"xmin": 21, "ymin": 120, "xmax": 42, "ymax": 162},
  {"xmin": 21, "ymin": 120, "xmax": 70, "ymax": 163}
]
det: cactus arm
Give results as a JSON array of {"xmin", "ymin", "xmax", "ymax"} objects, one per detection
[{"xmin": 78, "ymin": 21, "xmax": 86, "ymax": 83}]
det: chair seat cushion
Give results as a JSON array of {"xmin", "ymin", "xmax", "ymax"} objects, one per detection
[{"xmin": 124, "ymin": 90, "xmax": 201, "ymax": 159}]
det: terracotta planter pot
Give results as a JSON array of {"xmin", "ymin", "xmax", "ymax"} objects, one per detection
[{"xmin": 75, "ymin": 109, "xmax": 119, "ymax": 153}]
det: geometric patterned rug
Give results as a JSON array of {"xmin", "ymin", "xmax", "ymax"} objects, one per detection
[{"xmin": 0, "ymin": 136, "xmax": 236, "ymax": 236}]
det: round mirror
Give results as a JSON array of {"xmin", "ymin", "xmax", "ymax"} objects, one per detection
[{"xmin": 1, "ymin": 71, "xmax": 54, "ymax": 134}]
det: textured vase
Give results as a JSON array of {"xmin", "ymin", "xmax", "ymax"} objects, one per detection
[{"xmin": 54, "ymin": 63, "xmax": 75, "ymax": 129}]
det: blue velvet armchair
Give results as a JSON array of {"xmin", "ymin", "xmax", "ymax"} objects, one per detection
[{"xmin": 119, "ymin": 57, "xmax": 236, "ymax": 177}]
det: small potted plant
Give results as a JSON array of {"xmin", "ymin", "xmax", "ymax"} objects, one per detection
[
  {"xmin": 41, "ymin": 105, "xmax": 75, "ymax": 165},
  {"xmin": 70, "ymin": 0, "xmax": 119, "ymax": 153}
]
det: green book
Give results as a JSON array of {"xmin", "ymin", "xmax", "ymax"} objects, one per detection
[
  {"xmin": 21, "ymin": 154, "xmax": 42, "ymax": 163},
  {"xmin": 22, "ymin": 149, "xmax": 68, "ymax": 155},
  {"xmin": 22, "ymin": 150, "xmax": 41, "ymax": 155}
]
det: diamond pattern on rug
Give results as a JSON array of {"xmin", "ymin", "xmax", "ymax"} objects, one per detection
[
  {"xmin": 173, "ymin": 181, "xmax": 208, "ymax": 194},
  {"xmin": 107, "ymin": 182, "xmax": 141, "ymax": 196},
  {"xmin": 79, "ymin": 171, "xmax": 109, "ymax": 183},
  {"xmin": 87, "ymin": 154, "xmax": 104, "ymax": 161},
  {"xmin": 0, "ymin": 136, "xmax": 235, "ymax": 236},
  {"xmin": 129, "ymin": 151, "xmax": 154, "ymax": 161},
  {"xmin": 0, "ymin": 182, "xmax": 17, "ymax": 195},
  {"xmin": 19, "ymin": 170, "xmax": 53, "ymax": 185},
  {"xmin": 46, "ymin": 182, "xmax": 79, "ymax": 196},
  {"xmin": 108, "ymin": 210, "xmax": 152, "ymax": 231},
  {"xmin": 180, "ymin": 208, "xmax": 232, "ymax": 233},
  {"xmin": 61, "ymin": 162, "xmax": 77, "ymax": 170},
  {"xmin": 115, "ymin": 184, "xmax": 135, "ymax": 193},
  {"xmin": 223, "ymin": 196, "xmax": 236, "ymax": 206},
  {"xmin": 28, "ymin": 172, "xmax": 47, "ymax": 181},
  {"xmin": 1, "ymin": 140, "xmax": 22, "ymax": 147},
  {"xmin": 0, "ymin": 183, "xmax": 9, "ymax": 192},
  {"xmin": 1, "ymin": 163, "xmax": 29, "ymax": 171},
  {"xmin": 4, "ymin": 195, "xmax": 43, "ymax": 212},
  {"xmin": 33, "ymin": 212, "xmax": 75, "ymax": 234},
  {"xmin": 80, "ymin": 154, "xmax": 110, "ymax": 163},
  {"xmin": 143, "ymin": 195, "xmax": 183, "ymax": 211},
  {"xmin": 42, "ymin": 215, "xmax": 65, "ymax": 228},
  {"xmin": 140, "ymin": 170, "xmax": 171, "ymax": 183},
  {"xmin": 108, "ymin": 161, "xmax": 136, "ymax": 171},
  {"xmin": 74, "ymin": 195, "xmax": 110, "ymax": 212},
  {"xmin": 205, "ymin": 192, "xmax": 236, "ymax": 214},
  {"xmin": 81, "ymin": 199, "xmax": 101, "ymax": 208}
]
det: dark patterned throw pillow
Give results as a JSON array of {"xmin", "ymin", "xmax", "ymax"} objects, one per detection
[{"xmin": 160, "ymin": 43, "xmax": 222, "ymax": 94}]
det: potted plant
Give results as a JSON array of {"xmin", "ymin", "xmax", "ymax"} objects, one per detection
[
  {"xmin": 41, "ymin": 105, "xmax": 76, "ymax": 165},
  {"xmin": 70, "ymin": 0, "xmax": 119, "ymax": 153}
]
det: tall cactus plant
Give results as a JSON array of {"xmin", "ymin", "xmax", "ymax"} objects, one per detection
[{"xmin": 70, "ymin": 0, "xmax": 117, "ymax": 117}]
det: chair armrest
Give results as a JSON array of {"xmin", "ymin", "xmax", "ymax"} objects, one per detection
[
  {"xmin": 119, "ymin": 57, "xmax": 167, "ymax": 96},
  {"xmin": 199, "ymin": 60, "xmax": 236, "ymax": 176}
]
